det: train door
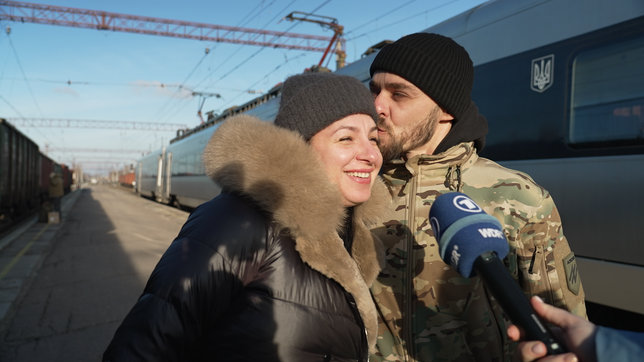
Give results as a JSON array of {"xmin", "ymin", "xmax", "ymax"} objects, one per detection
[
  {"xmin": 155, "ymin": 147, "xmax": 165, "ymax": 202},
  {"xmin": 135, "ymin": 163, "xmax": 141, "ymax": 194},
  {"xmin": 164, "ymin": 152, "xmax": 172, "ymax": 202}
]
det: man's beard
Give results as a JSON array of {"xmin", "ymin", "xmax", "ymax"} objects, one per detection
[{"xmin": 377, "ymin": 106, "xmax": 441, "ymax": 163}]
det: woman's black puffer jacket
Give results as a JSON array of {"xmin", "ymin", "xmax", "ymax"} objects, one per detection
[{"xmin": 103, "ymin": 115, "xmax": 391, "ymax": 362}]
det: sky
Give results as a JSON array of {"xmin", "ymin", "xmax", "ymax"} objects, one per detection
[{"xmin": 0, "ymin": 0, "xmax": 488, "ymax": 175}]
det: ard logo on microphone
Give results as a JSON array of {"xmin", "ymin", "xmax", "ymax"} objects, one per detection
[{"xmin": 453, "ymin": 195, "xmax": 482, "ymax": 213}]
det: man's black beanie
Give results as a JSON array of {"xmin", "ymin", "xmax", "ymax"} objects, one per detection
[
  {"xmin": 274, "ymin": 72, "xmax": 378, "ymax": 141},
  {"xmin": 369, "ymin": 32, "xmax": 474, "ymax": 122}
]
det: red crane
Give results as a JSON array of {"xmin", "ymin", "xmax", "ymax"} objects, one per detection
[{"xmin": 0, "ymin": 1, "xmax": 345, "ymax": 67}]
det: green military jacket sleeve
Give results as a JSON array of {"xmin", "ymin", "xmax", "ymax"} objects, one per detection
[{"xmin": 370, "ymin": 143, "xmax": 586, "ymax": 362}]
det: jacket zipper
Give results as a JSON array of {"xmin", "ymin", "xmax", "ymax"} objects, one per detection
[
  {"xmin": 404, "ymin": 173, "xmax": 418, "ymax": 362},
  {"xmin": 531, "ymin": 244, "xmax": 555, "ymax": 305},
  {"xmin": 346, "ymin": 292, "xmax": 368, "ymax": 362}
]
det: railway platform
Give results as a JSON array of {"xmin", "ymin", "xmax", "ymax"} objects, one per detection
[{"xmin": 0, "ymin": 185, "xmax": 189, "ymax": 361}]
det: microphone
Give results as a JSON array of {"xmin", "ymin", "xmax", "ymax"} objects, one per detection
[{"xmin": 429, "ymin": 192, "xmax": 567, "ymax": 356}]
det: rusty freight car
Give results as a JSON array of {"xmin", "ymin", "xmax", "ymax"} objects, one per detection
[{"xmin": 0, "ymin": 118, "xmax": 41, "ymax": 230}]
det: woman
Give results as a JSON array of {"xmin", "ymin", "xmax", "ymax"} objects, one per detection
[{"xmin": 103, "ymin": 72, "xmax": 391, "ymax": 361}]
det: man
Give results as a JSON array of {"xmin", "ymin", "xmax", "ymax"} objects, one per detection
[
  {"xmin": 368, "ymin": 33, "xmax": 587, "ymax": 362},
  {"xmin": 49, "ymin": 172, "xmax": 64, "ymax": 216}
]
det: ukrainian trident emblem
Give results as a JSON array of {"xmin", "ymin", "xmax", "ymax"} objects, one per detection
[{"xmin": 531, "ymin": 54, "xmax": 554, "ymax": 93}]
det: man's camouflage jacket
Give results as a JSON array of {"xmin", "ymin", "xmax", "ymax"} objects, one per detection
[{"xmin": 370, "ymin": 142, "xmax": 587, "ymax": 362}]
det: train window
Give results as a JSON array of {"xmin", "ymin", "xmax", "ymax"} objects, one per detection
[
  {"xmin": 186, "ymin": 154, "xmax": 196, "ymax": 175},
  {"xmin": 569, "ymin": 36, "xmax": 644, "ymax": 146},
  {"xmin": 179, "ymin": 156, "xmax": 187, "ymax": 175},
  {"xmin": 195, "ymin": 154, "xmax": 204, "ymax": 175},
  {"xmin": 172, "ymin": 157, "xmax": 178, "ymax": 176}
]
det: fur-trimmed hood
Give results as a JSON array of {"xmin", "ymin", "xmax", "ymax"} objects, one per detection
[{"xmin": 203, "ymin": 114, "xmax": 391, "ymax": 353}]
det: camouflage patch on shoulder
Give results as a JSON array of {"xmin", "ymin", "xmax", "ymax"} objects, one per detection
[{"xmin": 563, "ymin": 252, "xmax": 580, "ymax": 295}]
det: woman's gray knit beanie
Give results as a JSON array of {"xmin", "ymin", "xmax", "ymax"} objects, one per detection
[{"xmin": 274, "ymin": 72, "xmax": 378, "ymax": 140}]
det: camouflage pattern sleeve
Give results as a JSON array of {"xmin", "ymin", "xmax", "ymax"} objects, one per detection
[{"xmin": 500, "ymin": 176, "xmax": 587, "ymax": 318}]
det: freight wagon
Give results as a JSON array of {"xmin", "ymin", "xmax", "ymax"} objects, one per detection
[
  {"xmin": 0, "ymin": 118, "xmax": 74, "ymax": 233},
  {"xmin": 0, "ymin": 118, "xmax": 40, "ymax": 228},
  {"xmin": 119, "ymin": 172, "xmax": 135, "ymax": 188}
]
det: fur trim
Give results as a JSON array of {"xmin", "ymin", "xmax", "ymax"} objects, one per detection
[
  {"xmin": 203, "ymin": 115, "xmax": 391, "ymax": 353},
  {"xmin": 204, "ymin": 115, "xmax": 345, "ymax": 240},
  {"xmin": 352, "ymin": 179, "xmax": 389, "ymax": 286}
]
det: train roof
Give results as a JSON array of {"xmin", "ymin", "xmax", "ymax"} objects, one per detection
[
  {"xmin": 423, "ymin": 0, "xmax": 644, "ymax": 66},
  {"xmin": 154, "ymin": 0, "xmax": 644, "ymax": 161},
  {"xmin": 168, "ymin": 83, "xmax": 283, "ymax": 145}
]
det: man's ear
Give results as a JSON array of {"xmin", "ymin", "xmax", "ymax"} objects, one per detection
[
  {"xmin": 439, "ymin": 112, "xmax": 455, "ymax": 122},
  {"xmin": 438, "ymin": 106, "xmax": 455, "ymax": 122}
]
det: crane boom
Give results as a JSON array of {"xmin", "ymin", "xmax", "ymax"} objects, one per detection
[{"xmin": 0, "ymin": 0, "xmax": 336, "ymax": 53}]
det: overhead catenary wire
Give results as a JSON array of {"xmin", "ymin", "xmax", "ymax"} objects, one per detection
[
  {"xmin": 210, "ymin": 0, "xmax": 465, "ymax": 117},
  {"xmin": 145, "ymin": 51, "xmax": 210, "ymax": 123},
  {"xmin": 148, "ymin": 0, "xmax": 283, "ymax": 125},
  {"xmin": 204, "ymin": 0, "xmax": 333, "ymax": 114},
  {"xmin": 0, "ymin": 0, "xmax": 483, "ymax": 173},
  {"xmin": 1, "ymin": 28, "xmax": 61, "ymax": 151},
  {"xmin": 343, "ymin": 0, "xmax": 418, "ymax": 37},
  {"xmin": 155, "ymin": 0, "xmax": 303, "ymax": 125},
  {"xmin": 345, "ymin": 0, "xmax": 466, "ymax": 44},
  {"xmin": 0, "ymin": 84, "xmax": 54, "ymax": 149},
  {"xmin": 4, "ymin": 1, "xmax": 334, "ymax": 159},
  {"xmin": 218, "ymin": 52, "xmax": 308, "ymax": 110},
  {"xmin": 5, "ymin": 31, "xmax": 43, "ymax": 117},
  {"xmin": 191, "ymin": 0, "xmax": 283, "ymax": 90},
  {"xmin": 134, "ymin": 2, "xmax": 285, "ymax": 151},
  {"xmin": 154, "ymin": 0, "xmax": 307, "ymax": 125},
  {"xmin": 195, "ymin": 0, "xmax": 299, "ymax": 92},
  {"xmin": 0, "ymin": 77, "xmax": 258, "ymax": 92}
]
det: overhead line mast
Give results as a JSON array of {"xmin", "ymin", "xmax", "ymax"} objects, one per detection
[
  {"xmin": 0, "ymin": 0, "xmax": 346, "ymax": 65},
  {"xmin": 283, "ymin": 12, "xmax": 346, "ymax": 69}
]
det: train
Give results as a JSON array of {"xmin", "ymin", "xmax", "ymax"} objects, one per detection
[
  {"xmin": 136, "ymin": 84, "xmax": 283, "ymax": 209},
  {"xmin": 0, "ymin": 118, "xmax": 74, "ymax": 233},
  {"xmin": 135, "ymin": 0, "xmax": 644, "ymax": 329},
  {"xmin": 118, "ymin": 172, "xmax": 135, "ymax": 188}
]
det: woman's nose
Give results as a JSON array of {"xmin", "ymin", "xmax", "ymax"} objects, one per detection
[{"xmin": 358, "ymin": 140, "xmax": 381, "ymax": 164}]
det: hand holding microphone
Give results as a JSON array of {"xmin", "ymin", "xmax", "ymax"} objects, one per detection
[{"xmin": 429, "ymin": 192, "xmax": 568, "ymax": 356}]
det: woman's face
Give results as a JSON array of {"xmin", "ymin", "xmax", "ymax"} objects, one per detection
[{"xmin": 309, "ymin": 114, "xmax": 383, "ymax": 207}]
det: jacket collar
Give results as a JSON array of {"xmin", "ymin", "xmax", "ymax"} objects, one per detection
[
  {"xmin": 203, "ymin": 115, "xmax": 391, "ymax": 352},
  {"xmin": 381, "ymin": 142, "xmax": 478, "ymax": 192}
]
